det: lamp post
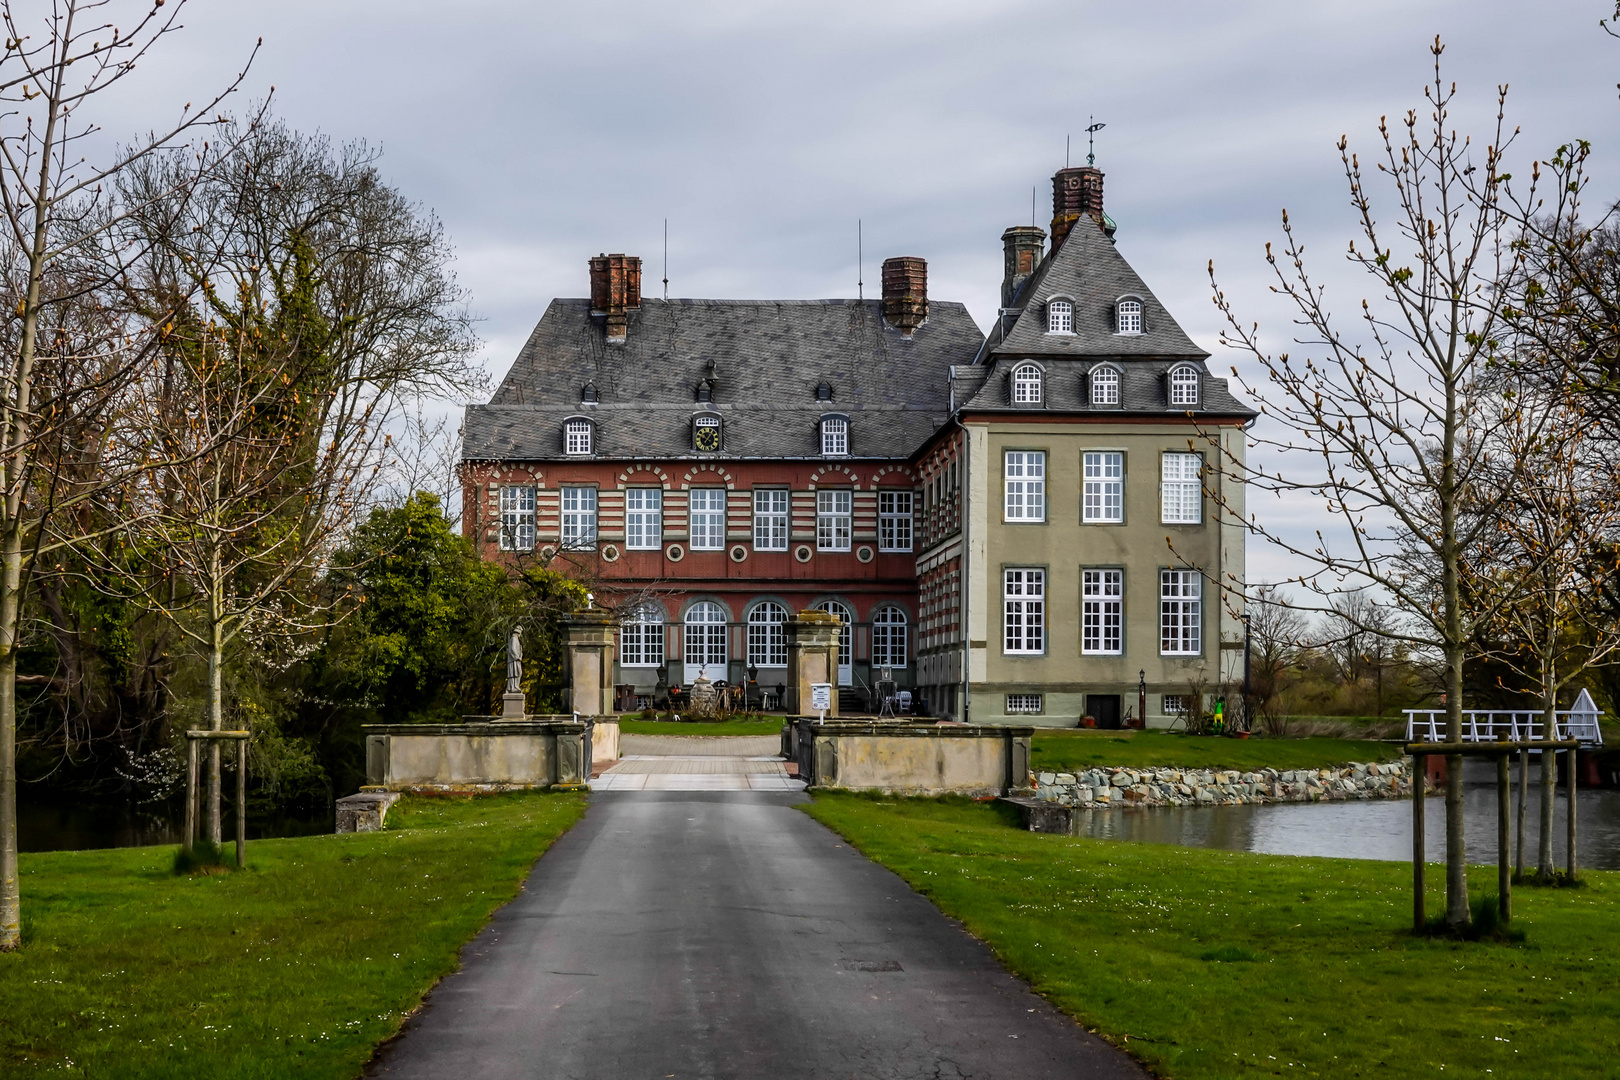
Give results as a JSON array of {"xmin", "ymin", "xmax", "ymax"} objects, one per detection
[
  {"xmin": 1138, "ymin": 669, "xmax": 1147, "ymax": 730},
  {"xmin": 1241, "ymin": 613, "xmax": 1253, "ymax": 733}
]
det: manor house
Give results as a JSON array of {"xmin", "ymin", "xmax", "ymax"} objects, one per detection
[{"xmin": 460, "ymin": 166, "xmax": 1255, "ymax": 726}]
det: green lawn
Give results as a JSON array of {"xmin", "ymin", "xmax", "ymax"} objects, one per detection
[
  {"xmin": 0, "ymin": 790, "xmax": 586, "ymax": 1079},
  {"xmin": 804, "ymin": 793, "xmax": 1617, "ymax": 1080},
  {"xmin": 1032, "ymin": 730, "xmax": 1402, "ymax": 774},
  {"xmin": 619, "ymin": 718, "xmax": 785, "ymax": 737}
]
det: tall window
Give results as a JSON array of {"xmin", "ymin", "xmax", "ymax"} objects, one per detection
[
  {"xmin": 821, "ymin": 416, "xmax": 848, "ymax": 456},
  {"xmin": 498, "ymin": 485, "xmax": 535, "ymax": 552},
  {"xmin": 1160, "ymin": 570, "xmax": 1202, "ymax": 655},
  {"xmin": 625, "ymin": 487, "xmax": 662, "ymax": 549},
  {"xmin": 814, "ymin": 599, "xmax": 853, "ymax": 675},
  {"xmin": 1012, "ymin": 364, "xmax": 1042, "ymax": 404},
  {"xmin": 620, "ymin": 605, "xmax": 665, "ymax": 667},
  {"xmin": 1091, "ymin": 366, "xmax": 1119, "ymax": 405},
  {"xmin": 1083, "ymin": 452, "xmax": 1124, "ymax": 523},
  {"xmin": 1004, "ymin": 451, "xmax": 1046, "ymax": 522},
  {"xmin": 690, "ymin": 489, "xmax": 726, "ymax": 550},
  {"xmin": 1003, "ymin": 568, "xmax": 1045, "ymax": 654},
  {"xmin": 1161, "ymin": 453, "xmax": 1202, "ymax": 524},
  {"xmin": 878, "ymin": 491, "xmax": 913, "ymax": 552},
  {"xmin": 1116, "ymin": 299, "xmax": 1143, "ymax": 335},
  {"xmin": 817, "ymin": 489, "xmax": 852, "ymax": 550},
  {"xmin": 872, "ymin": 607, "xmax": 908, "ymax": 668},
  {"xmin": 1082, "ymin": 569, "xmax": 1123, "ymax": 655},
  {"xmin": 753, "ymin": 489, "xmax": 788, "ymax": 551},
  {"xmin": 560, "ymin": 486, "xmax": 597, "ymax": 548},
  {"xmin": 1046, "ymin": 299, "xmax": 1073, "ymax": 334},
  {"xmin": 684, "ymin": 601, "xmax": 727, "ymax": 676},
  {"xmin": 747, "ymin": 602, "xmax": 788, "ymax": 667},
  {"xmin": 564, "ymin": 419, "xmax": 593, "ymax": 455},
  {"xmin": 1170, "ymin": 366, "xmax": 1200, "ymax": 406}
]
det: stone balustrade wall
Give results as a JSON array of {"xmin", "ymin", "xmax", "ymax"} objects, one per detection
[{"xmin": 1034, "ymin": 760, "xmax": 1413, "ymax": 808}]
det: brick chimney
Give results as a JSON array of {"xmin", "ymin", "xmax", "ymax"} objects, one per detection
[
  {"xmin": 1000, "ymin": 226, "xmax": 1045, "ymax": 308},
  {"xmin": 588, "ymin": 253, "xmax": 642, "ymax": 344},
  {"xmin": 881, "ymin": 256, "xmax": 928, "ymax": 337},
  {"xmin": 1050, "ymin": 166, "xmax": 1105, "ymax": 251}
]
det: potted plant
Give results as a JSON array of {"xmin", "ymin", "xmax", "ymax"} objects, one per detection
[{"xmin": 1081, "ymin": 715, "xmax": 1097, "ymax": 729}]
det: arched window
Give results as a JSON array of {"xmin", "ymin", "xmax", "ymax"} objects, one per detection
[
  {"xmin": 684, "ymin": 602, "xmax": 727, "ymax": 681},
  {"xmin": 1116, "ymin": 299, "xmax": 1143, "ymax": 335},
  {"xmin": 747, "ymin": 601, "xmax": 788, "ymax": 667},
  {"xmin": 1169, "ymin": 365, "xmax": 1200, "ymax": 406},
  {"xmin": 693, "ymin": 414, "xmax": 722, "ymax": 452},
  {"xmin": 871, "ymin": 607, "xmax": 908, "ymax": 669},
  {"xmin": 620, "ymin": 605, "xmax": 665, "ymax": 667},
  {"xmin": 581, "ymin": 382, "xmax": 599, "ymax": 404},
  {"xmin": 1012, "ymin": 363, "xmax": 1042, "ymax": 404},
  {"xmin": 813, "ymin": 599, "xmax": 853, "ymax": 685},
  {"xmin": 564, "ymin": 418, "xmax": 593, "ymax": 455},
  {"xmin": 821, "ymin": 415, "xmax": 849, "ymax": 456},
  {"xmin": 1091, "ymin": 366, "xmax": 1120, "ymax": 406},
  {"xmin": 1046, "ymin": 299, "xmax": 1073, "ymax": 334}
]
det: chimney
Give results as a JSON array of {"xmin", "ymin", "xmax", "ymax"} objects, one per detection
[
  {"xmin": 1000, "ymin": 226, "xmax": 1045, "ymax": 308},
  {"xmin": 588, "ymin": 253, "xmax": 642, "ymax": 344},
  {"xmin": 881, "ymin": 256, "xmax": 928, "ymax": 337},
  {"xmin": 1050, "ymin": 166, "xmax": 1105, "ymax": 251}
]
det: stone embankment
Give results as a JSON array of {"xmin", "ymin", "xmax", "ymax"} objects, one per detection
[{"xmin": 1034, "ymin": 760, "xmax": 1413, "ymax": 808}]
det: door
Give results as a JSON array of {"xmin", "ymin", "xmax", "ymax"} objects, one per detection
[
  {"xmin": 814, "ymin": 600, "xmax": 853, "ymax": 686},
  {"xmin": 1086, "ymin": 694, "xmax": 1122, "ymax": 730},
  {"xmin": 684, "ymin": 601, "xmax": 728, "ymax": 683}
]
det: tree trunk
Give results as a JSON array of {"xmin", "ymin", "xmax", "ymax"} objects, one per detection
[
  {"xmin": 1443, "ymin": 605, "xmax": 1468, "ymax": 926},
  {"xmin": 0, "ymin": 601, "xmax": 18, "ymax": 952},
  {"xmin": 207, "ymin": 567, "xmax": 225, "ymax": 846},
  {"xmin": 1537, "ymin": 740, "xmax": 1557, "ymax": 880}
]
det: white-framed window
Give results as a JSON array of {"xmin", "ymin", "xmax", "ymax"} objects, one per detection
[
  {"xmin": 1160, "ymin": 570, "xmax": 1203, "ymax": 655},
  {"xmin": 1082, "ymin": 569, "xmax": 1123, "ymax": 655},
  {"xmin": 498, "ymin": 485, "xmax": 535, "ymax": 552},
  {"xmin": 1161, "ymin": 453, "xmax": 1202, "ymax": 524},
  {"xmin": 1007, "ymin": 693, "xmax": 1043, "ymax": 714},
  {"xmin": 1116, "ymin": 299, "xmax": 1143, "ymax": 335},
  {"xmin": 747, "ymin": 601, "xmax": 788, "ymax": 667},
  {"xmin": 871, "ymin": 607, "xmax": 908, "ymax": 668},
  {"xmin": 684, "ymin": 601, "xmax": 727, "ymax": 674},
  {"xmin": 1012, "ymin": 363, "xmax": 1043, "ymax": 404},
  {"xmin": 1004, "ymin": 568, "xmax": 1045, "ymax": 654},
  {"xmin": 878, "ymin": 491, "xmax": 913, "ymax": 552},
  {"xmin": 1162, "ymin": 694, "xmax": 1189, "ymax": 715},
  {"xmin": 1046, "ymin": 299, "xmax": 1073, "ymax": 334},
  {"xmin": 560, "ymin": 485, "xmax": 597, "ymax": 549},
  {"xmin": 693, "ymin": 414, "xmax": 722, "ymax": 452},
  {"xmin": 816, "ymin": 489, "xmax": 852, "ymax": 551},
  {"xmin": 564, "ymin": 418, "xmax": 593, "ymax": 455},
  {"xmin": 813, "ymin": 599, "xmax": 853, "ymax": 673},
  {"xmin": 821, "ymin": 416, "xmax": 849, "ymax": 456},
  {"xmin": 689, "ymin": 488, "xmax": 726, "ymax": 550},
  {"xmin": 1004, "ymin": 451, "xmax": 1045, "ymax": 522},
  {"xmin": 1170, "ymin": 366, "xmax": 1200, "ymax": 406},
  {"xmin": 753, "ymin": 488, "xmax": 789, "ymax": 551},
  {"xmin": 620, "ymin": 605, "xmax": 665, "ymax": 667},
  {"xmin": 1090, "ymin": 366, "xmax": 1119, "ymax": 406},
  {"xmin": 625, "ymin": 487, "xmax": 662, "ymax": 549},
  {"xmin": 1083, "ymin": 452, "xmax": 1124, "ymax": 523}
]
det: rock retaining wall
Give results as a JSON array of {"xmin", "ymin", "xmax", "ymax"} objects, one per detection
[{"xmin": 1034, "ymin": 761, "xmax": 1413, "ymax": 808}]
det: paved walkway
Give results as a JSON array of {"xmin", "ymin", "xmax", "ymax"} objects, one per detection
[
  {"xmin": 591, "ymin": 754, "xmax": 803, "ymax": 792},
  {"xmin": 368, "ymin": 788, "xmax": 1143, "ymax": 1080}
]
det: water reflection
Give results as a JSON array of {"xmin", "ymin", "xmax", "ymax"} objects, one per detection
[{"xmin": 19, "ymin": 800, "xmax": 334, "ymax": 853}]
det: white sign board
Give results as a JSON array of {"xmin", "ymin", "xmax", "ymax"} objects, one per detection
[{"xmin": 810, "ymin": 683, "xmax": 833, "ymax": 712}]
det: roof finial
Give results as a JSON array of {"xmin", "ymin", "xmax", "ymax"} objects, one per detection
[{"xmin": 1086, "ymin": 117, "xmax": 1106, "ymax": 166}]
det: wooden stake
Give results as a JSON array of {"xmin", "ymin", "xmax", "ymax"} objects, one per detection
[
  {"xmin": 1515, "ymin": 748, "xmax": 1527, "ymax": 880},
  {"xmin": 236, "ymin": 739, "xmax": 247, "ymax": 869},
  {"xmin": 185, "ymin": 737, "xmax": 199, "ymax": 849},
  {"xmin": 1496, "ymin": 751, "xmax": 1510, "ymax": 923},
  {"xmin": 1566, "ymin": 748, "xmax": 1578, "ymax": 882},
  {"xmin": 1413, "ymin": 754, "xmax": 1426, "ymax": 932}
]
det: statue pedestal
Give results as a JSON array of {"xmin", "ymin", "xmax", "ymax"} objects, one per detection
[{"xmin": 502, "ymin": 692, "xmax": 526, "ymax": 720}]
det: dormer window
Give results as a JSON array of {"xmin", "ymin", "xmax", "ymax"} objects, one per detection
[
  {"xmin": 821, "ymin": 415, "xmax": 849, "ymax": 456},
  {"xmin": 564, "ymin": 418, "xmax": 593, "ymax": 455},
  {"xmin": 1046, "ymin": 299, "xmax": 1073, "ymax": 334},
  {"xmin": 581, "ymin": 381, "xmax": 599, "ymax": 403},
  {"xmin": 1012, "ymin": 363, "xmax": 1043, "ymax": 404},
  {"xmin": 815, "ymin": 381, "xmax": 834, "ymax": 402},
  {"xmin": 693, "ymin": 414, "xmax": 722, "ymax": 452},
  {"xmin": 1091, "ymin": 365, "xmax": 1120, "ymax": 406},
  {"xmin": 695, "ymin": 379, "xmax": 713, "ymax": 403},
  {"xmin": 1169, "ymin": 365, "xmax": 1200, "ymax": 406},
  {"xmin": 1116, "ymin": 298, "xmax": 1143, "ymax": 335}
]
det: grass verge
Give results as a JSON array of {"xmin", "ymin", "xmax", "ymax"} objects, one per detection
[
  {"xmin": 1032, "ymin": 730, "xmax": 1401, "ymax": 774},
  {"xmin": 619, "ymin": 719, "xmax": 784, "ymax": 737},
  {"xmin": 803, "ymin": 792, "xmax": 1617, "ymax": 1080},
  {"xmin": 0, "ymin": 789, "xmax": 586, "ymax": 1079}
]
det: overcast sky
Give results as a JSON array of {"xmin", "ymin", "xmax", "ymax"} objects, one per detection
[{"xmin": 89, "ymin": 0, "xmax": 1620, "ymax": 584}]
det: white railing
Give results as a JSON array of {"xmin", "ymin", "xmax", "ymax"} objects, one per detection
[{"xmin": 1404, "ymin": 689, "xmax": 1604, "ymax": 747}]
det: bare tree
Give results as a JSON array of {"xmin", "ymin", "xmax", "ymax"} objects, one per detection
[
  {"xmin": 1206, "ymin": 42, "xmax": 1555, "ymax": 928},
  {"xmin": 0, "ymin": 0, "xmax": 256, "ymax": 953},
  {"xmin": 1246, "ymin": 583, "xmax": 1309, "ymax": 735}
]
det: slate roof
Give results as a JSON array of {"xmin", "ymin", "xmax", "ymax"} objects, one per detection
[{"xmin": 463, "ymin": 298, "xmax": 985, "ymax": 462}]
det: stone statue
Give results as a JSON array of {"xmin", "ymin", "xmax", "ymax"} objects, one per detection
[{"xmin": 506, "ymin": 629, "xmax": 523, "ymax": 695}]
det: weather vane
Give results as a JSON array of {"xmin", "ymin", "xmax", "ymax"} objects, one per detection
[{"xmin": 1085, "ymin": 117, "xmax": 1105, "ymax": 166}]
